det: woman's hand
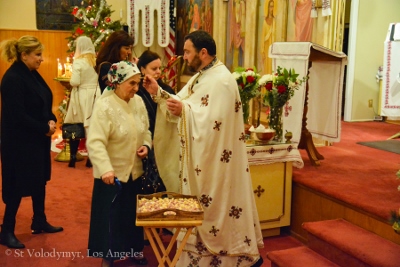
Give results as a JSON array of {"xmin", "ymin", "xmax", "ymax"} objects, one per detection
[
  {"xmin": 166, "ymin": 98, "xmax": 183, "ymax": 116},
  {"xmin": 101, "ymin": 171, "xmax": 115, "ymax": 185},
  {"xmin": 137, "ymin": 145, "xmax": 149, "ymax": 159},
  {"xmin": 142, "ymin": 74, "xmax": 159, "ymax": 95},
  {"xmin": 46, "ymin": 120, "xmax": 56, "ymax": 136}
]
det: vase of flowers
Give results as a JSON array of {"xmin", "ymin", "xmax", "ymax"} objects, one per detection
[
  {"xmin": 232, "ymin": 67, "xmax": 261, "ymax": 125},
  {"xmin": 258, "ymin": 66, "xmax": 306, "ymax": 142}
]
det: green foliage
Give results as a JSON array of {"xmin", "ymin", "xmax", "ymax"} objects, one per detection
[
  {"xmin": 259, "ymin": 66, "xmax": 307, "ymax": 108},
  {"xmin": 66, "ymin": 0, "xmax": 122, "ymax": 55}
]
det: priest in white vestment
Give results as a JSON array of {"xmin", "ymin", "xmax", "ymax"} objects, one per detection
[{"xmin": 144, "ymin": 30, "xmax": 264, "ymax": 267}]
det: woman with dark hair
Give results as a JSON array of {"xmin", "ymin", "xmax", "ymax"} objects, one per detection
[
  {"xmin": 95, "ymin": 30, "xmax": 135, "ymax": 93},
  {"xmin": 136, "ymin": 51, "xmax": 179, "ymax": 193}
]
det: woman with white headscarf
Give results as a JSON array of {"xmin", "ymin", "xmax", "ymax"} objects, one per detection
[
  {"xmin": 65, "ymin": 36, "xmax": 100, "ymax": 168},
  {"xmin": 87, "ymin": 61, "xmax": 151, "ymax": 267}
]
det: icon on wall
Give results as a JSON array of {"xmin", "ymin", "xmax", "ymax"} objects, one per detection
[{"xmin": 36, "ymin": 0, "xmax": 81, "ymax": 30}]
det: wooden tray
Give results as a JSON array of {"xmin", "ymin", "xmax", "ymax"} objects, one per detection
[{"xmin": 136, "ymin": 192, "xmax": 204, "ymax": 221}]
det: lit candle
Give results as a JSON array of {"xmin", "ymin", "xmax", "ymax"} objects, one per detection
[
  {"xmin": 57, "ymin": 58, "xmax": 62, "ymax": 77},
  {"xmin": 64, "ymin": 63, "xmax": 68, "ymax": 77}
]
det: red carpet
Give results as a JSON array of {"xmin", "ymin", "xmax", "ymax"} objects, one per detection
[
  {"xmin": 293, "ymin": 121, "xmax": 400, "ymax": 221},
  {"xmin": 0, "ymin": 121, "xmax": 397, "ymax": 266}
]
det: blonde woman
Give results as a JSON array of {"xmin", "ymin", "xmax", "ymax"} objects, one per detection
[
  {"xmin": 64, "ymin": 36, "xmax": 100, "ymax": 168},
  {"xmin": 0, "ymin": 36, "xmax": 63, "ymax": 249}
]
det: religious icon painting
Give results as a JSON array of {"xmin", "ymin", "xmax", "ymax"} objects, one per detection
[
  {"xmin": 256, "ymin": 0, "xmax": 288, "ymax": 125},
  {"xmin": 176, "ymin": 0, "xmax": 214, "ymax": 57},
  {"xmin": 256, "ymin": 0, "xmax": 288, "ymax": 76},
  {"xmin": 225, "ymin": 0, "xmax": 246, "ymax": 72}
]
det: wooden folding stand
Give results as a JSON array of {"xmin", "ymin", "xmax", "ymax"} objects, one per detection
[
  {"xmin": 136, "ymin": 192, "xmax": 204, "ymax": 267},
  {"xmin": 136, "ymin": 219, "xmax": 202, "ymax": 267}
]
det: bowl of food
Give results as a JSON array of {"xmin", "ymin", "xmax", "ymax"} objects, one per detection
[{"xmin": 255, "ymin": 129, "xmax": 276, "ymax": 141}]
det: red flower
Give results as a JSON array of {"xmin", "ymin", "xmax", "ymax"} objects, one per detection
[
  {"xmin": 277, "ymin": 85, "xmax": 287, "ymax": 94},
  {"xmin": 246, "ymin": 68, "xmax": 254, "ymax": 71},
  {"xmin": 246, "ymin": 75, "xmax": 255, "ymax": 84},
  {"xmin": 75, "ymin": 27, "xmax": 84, "ymax": 35},
  {"xmin": 239, "ymin": 83, "xmax": 245, "ymax": 89},
  {"xmin": 265, "ymin": 82, "xmax": 273, "ymax": 91},
  {"xmin": 72, "ymin": 7, "xmax": 78, "ymax": 15}
]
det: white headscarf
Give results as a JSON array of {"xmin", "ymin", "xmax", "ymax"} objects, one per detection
[
  {"xmin": 106, "ymin": 61, "xmax": 141, "ymax": 90},
  {"xmin": 74, "ymin": 36, "xmax": 95, "ymax": 58}
]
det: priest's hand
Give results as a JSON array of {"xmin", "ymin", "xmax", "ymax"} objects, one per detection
[
  {"xmin": 142, "ymin": 74, "xmax": 159, "ymax": 95},
  {"xmin": 167, "ymin": 98, "xmax": 183, "ymax": 116}
]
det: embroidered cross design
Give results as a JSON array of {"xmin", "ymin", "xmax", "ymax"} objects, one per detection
[
  {"xmin": 195, "ymin": 165, "xmax": 201, "ymax": 176},
  {"xmin": 201, "ymin": 94, "xmax": 209, "ymax": 107},
  {"xmin": 253, "ymin": 185, "xmax": 265, "ymax": 197},
  {"xmin": 284, "ymin": 102, "xmax": 292, "ymax": 117},
  {"xmin": 229, "ymin": 206, "xmax": 243, "ymax": 219},
  {"xmin": 235, "ymin": 100, "xmax": 241, "ymax": 112},
  {"xmin": 244, "ymin": 236, "xmax": 252, "ymax": 246},
  {"xmin": 195, "ymin": 242, "xmax": 207, "ymax": 254},
  {"xmin": 220, "ymin": 149, "xmax": 232, "ymax": 163},
  {"xmin": 209, "ymin": 226, "xmax": 220, "ymax": 237},
  {"xmin": 199, "ymin": 194, "xmax": 213, "ymax": 207},
  {"xmin": 213, "ymin": 121, "xmax": 222, "ymax": 131},
  {"xmin": 239, "ymin": 132, "xmax": 246, "ymax": 142},
  {"xmin": 210, "ymin": 256, "xmax": 222, "ymax": 267}
]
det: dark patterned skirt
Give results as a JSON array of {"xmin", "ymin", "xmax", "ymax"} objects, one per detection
[{"xmin": 87, "ymin": 177, "xmax": 144, "ymax": 260}]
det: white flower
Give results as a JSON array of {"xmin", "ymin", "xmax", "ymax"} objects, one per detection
[
  {"xmin": 258, "ymin": 74, "xmax": 273, "ymax": 86},
  {"xmin": 232, "ymin": 72, "xmax": 241, "ymax": 80}
]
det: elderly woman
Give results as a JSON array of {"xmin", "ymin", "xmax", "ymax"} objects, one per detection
[{"xmin": 86, "ymin": 61, "xmax": 151, "ymax": 267}]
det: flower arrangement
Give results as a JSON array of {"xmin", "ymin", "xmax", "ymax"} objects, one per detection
[
  {"xmin": 258, "ymin": 66, "xmax": 306, "ymax": 108},
  {"xmin": 232, "ymin": 67, "xmax": 261, "ymax": 123},
  {"xmin": 257, "ymin": 66, "xmax": 307, "ymax": 141}
]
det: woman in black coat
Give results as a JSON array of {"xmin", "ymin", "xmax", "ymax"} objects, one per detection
[{"xmin": 0, "ymin": 36, "xmax": 63, "ymax": 249}]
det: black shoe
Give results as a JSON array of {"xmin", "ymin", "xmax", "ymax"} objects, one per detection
[
  {"xmin": 31, "ymin": 221, "xmax": 63, "ymax": 234},
  {"xmin": 85, "ymin": 158, "xmax": 92, "ymax": 168},
  {"xmin": 130, "ymin": 256, "xmax": 148, "ymax": 265},
  {"xmin": 252, "ymin": 256, "xmax": 263, "ymax": 267},
  {"xmin": 0, "ymin": 232, "xmax": 25, "ymax": 248},
  {"xmin": 68, "ymin": 155, "xmax": 76, "ymax": 168}
]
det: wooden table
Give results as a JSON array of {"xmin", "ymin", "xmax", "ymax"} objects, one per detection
[{"xmin": 136, "ymin": 219, "xmax": 202, "ymax": 267}]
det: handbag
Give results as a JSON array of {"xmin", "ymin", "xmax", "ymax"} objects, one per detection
[
  {"xmin": 140, "ymin": 149, "xmax": 167, "ymax": 194},
  {"xmin": 62, "ymin": 123, "xmax": 85, "ymax": 140}
]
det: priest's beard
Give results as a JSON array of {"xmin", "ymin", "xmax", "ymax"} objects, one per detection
[{"xmin": 187, "ymin": 54, "xmax": 202, "ymax": 72}]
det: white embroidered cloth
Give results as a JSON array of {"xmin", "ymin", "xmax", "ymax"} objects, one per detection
[
  {"xmin": 311, "ymin": 0, "xmax": 332, "ymax": 18},
  {"xmin": 247, "ymin": 141, "xmax": 304, "ymax": 169},
  {"xmin": 381, "ymin": 23, "xmax": 400, "ymax": 117},
  {"xmin": 128, "ymin": 0, "xmax": 169, "ymax": 47},
  {"xmin": 269, "ymin": 42, "xmax": 347, "ymax": 143}
]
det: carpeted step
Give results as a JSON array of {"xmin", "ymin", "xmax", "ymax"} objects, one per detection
[
  {"xmin": 302, "ymin": 219, "xmax": 400, "ymax": 267},
  {"xmin": 267, "ymin": 246, "xmax": 340, "ymax": 267}
]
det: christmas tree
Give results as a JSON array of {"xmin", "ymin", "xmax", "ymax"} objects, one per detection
[{"xmin": 66, "ymin": 0, "xmax": 122, "ymax": 55}]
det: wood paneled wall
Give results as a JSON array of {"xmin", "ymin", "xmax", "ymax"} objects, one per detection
[{"xmin": 0, "ymin": 29, "xmax": 71, "ymax": 133}]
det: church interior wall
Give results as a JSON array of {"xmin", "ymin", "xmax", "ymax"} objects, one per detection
[{"xmin": 1, "ymin": 0, "xmax": 400, "ymax": 122}]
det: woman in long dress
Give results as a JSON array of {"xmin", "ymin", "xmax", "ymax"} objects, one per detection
[{"xmin": 64, "ymin": 36, "xmax": 100, "ymax": 168}]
